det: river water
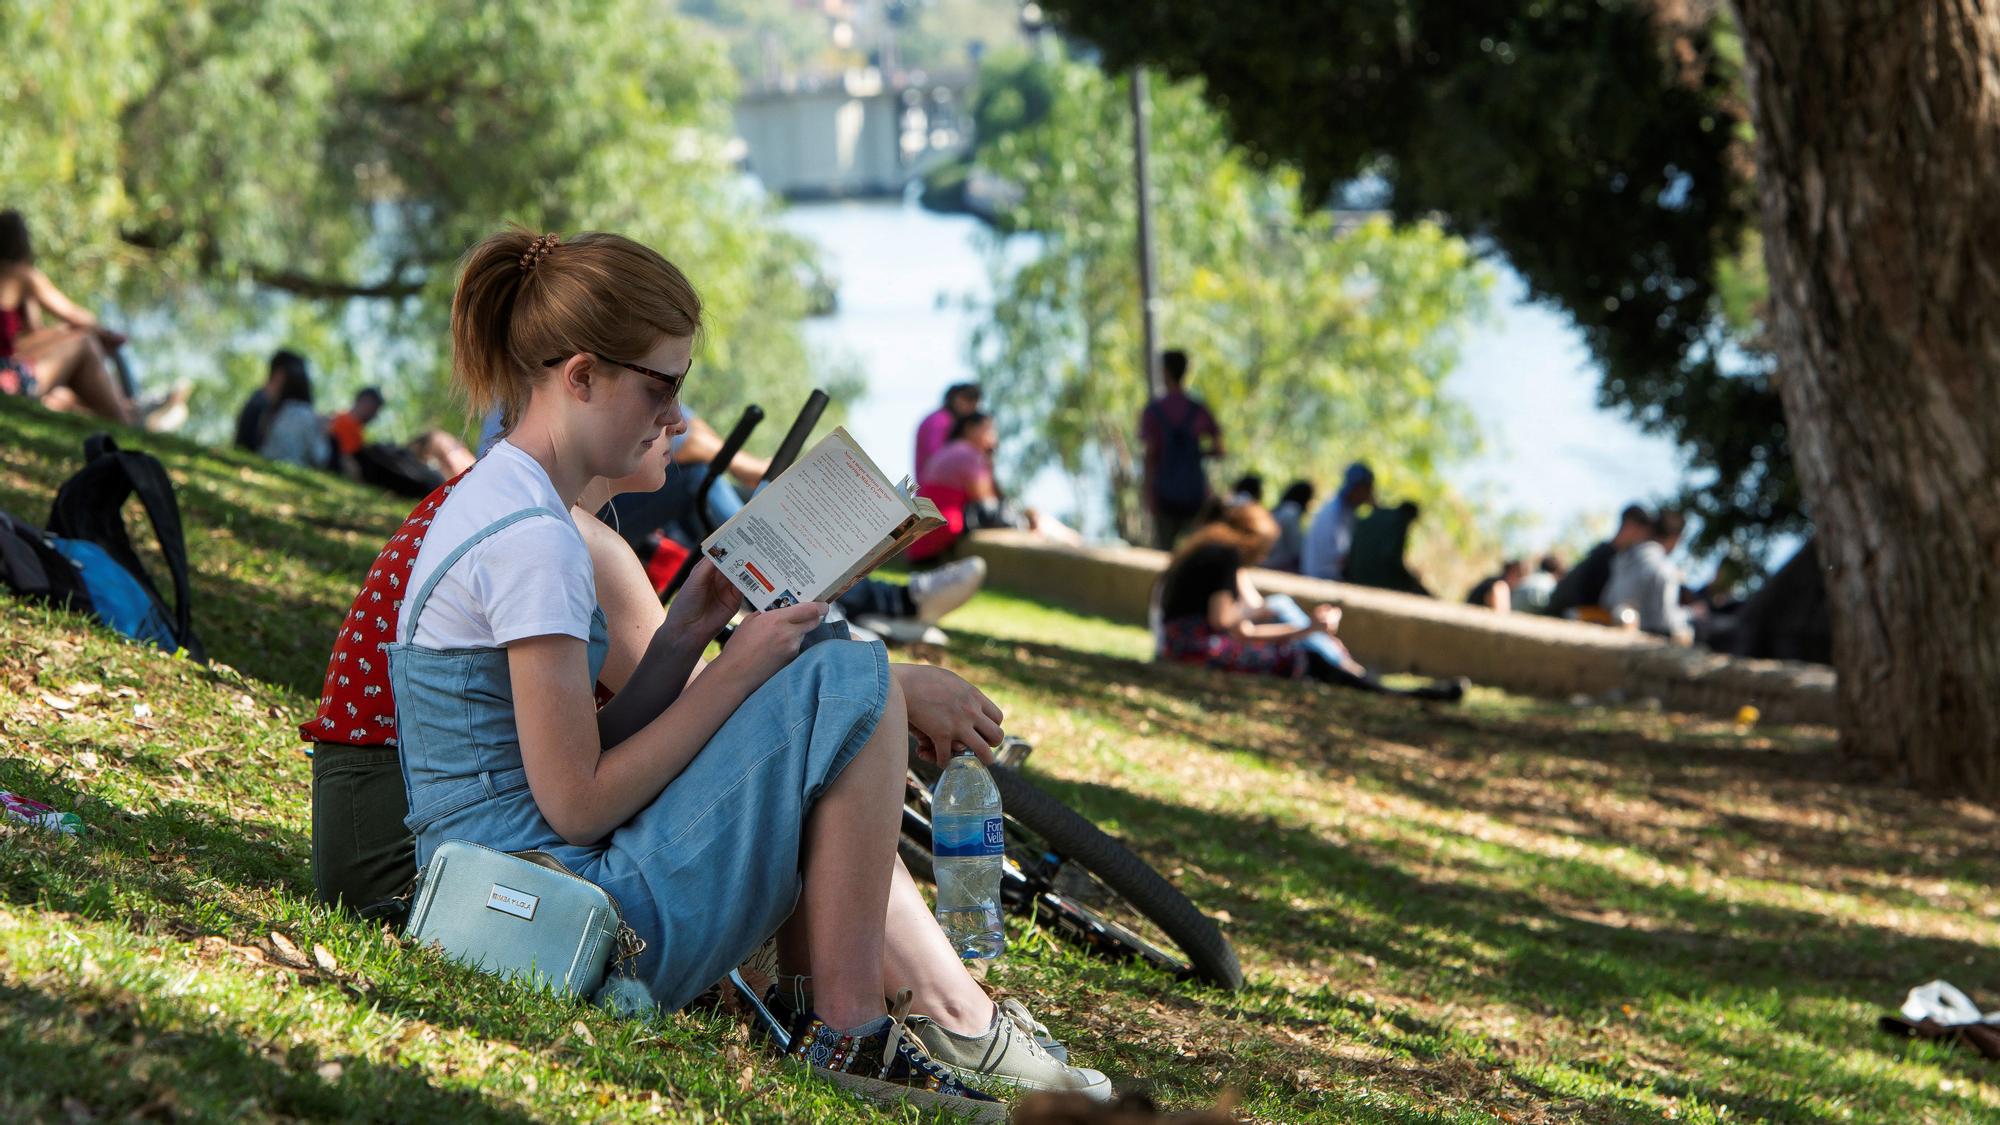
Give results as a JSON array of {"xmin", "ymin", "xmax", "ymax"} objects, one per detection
[{"xmin": 777, "ymin": 196, "xmax": 1684, "ymax": 549}]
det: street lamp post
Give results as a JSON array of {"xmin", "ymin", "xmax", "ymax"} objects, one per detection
[{"xmin": 1131, "ymin": 67, "xmax": 1161, "ymax": 399}]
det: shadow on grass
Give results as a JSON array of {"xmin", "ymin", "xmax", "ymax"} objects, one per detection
[
  {"xmin": 0, "ymin": 756, "xmax": 311, "ymax": 918},
  {"xmin": 1037, "ymin": 798, "xmax": 1977, "ymax": 1121},
  {"xmin": 1017, "ymin": 771, "xmax": 1998, "ymax": 1042},
  {"xmin": 956, "ymin": 630, "xmax": 1994, "ymax": 916},
  {"xmin": 0, "ymin": 978, "xmax": 543, "ymax": 1122}
]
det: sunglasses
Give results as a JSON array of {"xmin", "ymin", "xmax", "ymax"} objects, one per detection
[{"xmin": 541, "ymin": 352, "xmax": 691, "ymax": 399}]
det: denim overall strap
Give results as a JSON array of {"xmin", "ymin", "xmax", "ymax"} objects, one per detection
[{"xmin": 403, "ymin": 507, "xmax": 569, "ymax": 640}]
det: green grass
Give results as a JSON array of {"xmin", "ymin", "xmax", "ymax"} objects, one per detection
[{"xmin": 3, "ymin": 394, "xmax": 1997, "ymax": 1122}]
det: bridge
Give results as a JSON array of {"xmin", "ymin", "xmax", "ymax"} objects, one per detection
[{"xmin": 733, "ymin": 68, "xmax": 974, "ymax": 199}]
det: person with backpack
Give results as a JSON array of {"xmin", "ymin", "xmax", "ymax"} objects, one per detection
[
  {"xmin": 1138, "ymin": 349, "xmax": 1223, "ymax": 549},
  {"xmin": 353, "ymin": 227, "xmax": 1104, "ymax": 1107}
]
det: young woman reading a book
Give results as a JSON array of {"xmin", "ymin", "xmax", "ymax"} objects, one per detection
[{"xmin": 373, "ymin": 228, "xmax": 1105, "ymax": 1105}]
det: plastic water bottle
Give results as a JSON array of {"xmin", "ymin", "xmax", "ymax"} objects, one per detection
[{"xmin": 932, "ymin": 750, "xmax": 1005, "ymax": 959}]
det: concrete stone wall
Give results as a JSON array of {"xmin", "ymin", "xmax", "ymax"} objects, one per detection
[{"xmin": 961, "ymin": 530, "xmax": 1837, "ymax": 726}]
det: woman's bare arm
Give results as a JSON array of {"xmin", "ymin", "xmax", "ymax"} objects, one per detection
[
  {"xmin": 509, "ymin": 635, "xmax": 757, "ymax": 846},
  {"xmin": 1210, "ymin": 590, "xmax": 1314, "ymax": 643},
  {"xmin": 25, "ymin": 268, "xmax": 104, "ymax": 330}
]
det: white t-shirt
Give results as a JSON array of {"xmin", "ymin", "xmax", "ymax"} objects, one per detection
[{"xmin": 399, "ymin": 440, "xmax": 597, "ymax": 649}]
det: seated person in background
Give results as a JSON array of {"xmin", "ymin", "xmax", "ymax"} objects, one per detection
[
  {"xmin": 329, "ymin": 386, "xmax": 475, "ymax": 491},
  {"xmin": 259, "ymin": 363, "xmax": 332, "ymax": 468},
  {"xmin": 1511, "ymin": 554, "xmax": 1564, "ymax": 613},
  {"xmin": 1301, "ymin": 462, "xmax": 1374, "ymax": 581},
  {"xmin": 0, "ymin": 209, "xmax": 139, "ymax": 425},
  {"xmin": 1601, "ymin": 509, "xmax": 1695, "ymax": 640},
  {"xmin": 1228, "ymin": 473, "xmax": 1264, "ymax": 507},
  {"xmin": 1263, "ymin": 480, "xmax": 1314, "ymax": 573},
  {"xmin": 327, "ymin": 387, "xmax": 384, "ymax": 462},
  {"xmin": 914, "ymin": 382, "xmax": 981, "ymax": 487},
  {"xmin": 1155, "ymin": 501, "xmax": 1464, "ymax": 701},
  {"xmin": 1725, "ymin": 539, "xmax": 1831, "ymax": 664},
  {"xmin": 1547, "ymin": 504, "xmax": 1651, "ymax": 617},
  {"xmin": 235, "ymin": 350, "xmax": 306, "ymax": 452},
  {"xmin": 1466, "ymin": 559, "xmax": 1527, "ymax": 612},
  {"xmin": 1342, "ymin": 500, "xmax": 1431, "ymax": 596},
  {"xmin": 920, "ymin": 411, "xmax": 1079, "ymax": 546}
]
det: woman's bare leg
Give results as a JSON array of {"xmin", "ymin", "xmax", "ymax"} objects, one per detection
[
  {"xmin": 882, "ymin": 856, "xmax": 996, "ymax": 1034},
  {"xmin": 19, "ymin": 328, "xmax": 135, "ymax": 424},
  {"xmin": 775, "ymin": 855, "xmax": 999, "ymax": 1036},
  {"xmin": 790, "ymin": 669, "xmax": 908, "ymax": 1030}
]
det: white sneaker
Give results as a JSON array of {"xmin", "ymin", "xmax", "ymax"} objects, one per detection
[
  {"xmin": 853, "ymin": 615, "xmax": 949, "ymax": 647},
  {"xmin": 906, "ymin": 1004, "xmax": 1113, "ymax": 1102},
  {"xmin": 908, "ymin": 557, "xmax": 986, "ymax": 623}
]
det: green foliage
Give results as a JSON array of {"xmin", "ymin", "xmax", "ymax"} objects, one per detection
[
  {"xmin": 1035, "ymin": 0, "xmax": 1800, "ymax": 567},
  {"xmin": 920, "ymin": 45, "xmax": 1060, "ymax": 219},
  {"xmin": 1, "ymin": 0, "xmax": 852, "ymax": 446},
  {"xmin": 970, "ymin": 59, "xmax": 1493, "ymax": 568}
]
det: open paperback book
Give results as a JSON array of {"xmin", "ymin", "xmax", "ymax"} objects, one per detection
[{"xmin": 701, "ymin": 427, "xmax": 943, "ymax": 611}]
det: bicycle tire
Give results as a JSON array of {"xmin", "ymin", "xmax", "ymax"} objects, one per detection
[{"xmin": 987, "ymin": 765, "xmax": 1243, "ymax": 991}]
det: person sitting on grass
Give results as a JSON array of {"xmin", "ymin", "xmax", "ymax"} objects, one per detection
[
  {"xmin": 1465, "ymin": 559, "xmax": 1527, "ymax": 613},
  {"xmin": 341, "ymin": 227, "xmax": 1106, "ymax": 1108},
  {"xmin": 1155, "ymin": 501, "xmax": 1466, "ymax": 702},
  {"xmin": 234, "ymin": 350, "xmax": 307, "ymax": 452},
  {"xmin": 920, "ymin": 410, "xmax": 1080, "ymax": 544},
  {"xmin": 258, "ymin": 362, "xmax": 332, "ymax": 469},
  {"xmin": 1263, "ymin": 480, "xmax": 1314, "ymax": 573},
  {"xmin": 0, "ymin": 209, "xmax": 140, "ymax": 425}
]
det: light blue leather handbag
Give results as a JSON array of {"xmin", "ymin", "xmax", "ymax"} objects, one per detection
[{"xmin": 405, "ymin": 840, "xmax": 643, "ymax": 1000}]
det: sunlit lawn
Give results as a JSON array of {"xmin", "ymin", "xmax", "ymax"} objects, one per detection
[{"xmin": 2, "ymin": 396, "xmax": 1993, "ymax": 1123}]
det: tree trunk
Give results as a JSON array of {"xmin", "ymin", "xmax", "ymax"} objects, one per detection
[{"xmin": 1732, "ymin": 1, "xmax": 2000, "ymax": 793}]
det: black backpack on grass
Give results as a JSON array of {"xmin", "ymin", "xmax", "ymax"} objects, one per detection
[
  {"xmin": 0, "ymin": 433, "xmax": 207, "ymax": 660},
  {"xmin": 0, "ymin": 509, "xmax": 90, "ymax": 612}
]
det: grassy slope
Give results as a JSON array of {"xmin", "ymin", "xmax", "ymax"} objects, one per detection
[{"xmin": 2, "ymin": 395, "xmax": 1997, "ymax": 1123}]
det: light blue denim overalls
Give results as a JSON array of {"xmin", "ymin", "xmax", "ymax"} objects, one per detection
[{"xmin": 388, "ymin": 508, "xmax": 889, "ymax": 1010}]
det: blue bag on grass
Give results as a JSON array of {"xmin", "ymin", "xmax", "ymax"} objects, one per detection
[{"xmin": 48, "ymin": 537, "xmax": 179, "ymax": 652}]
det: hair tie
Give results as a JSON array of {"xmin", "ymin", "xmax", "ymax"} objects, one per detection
[{"xmin": 518, "ymin": 233, "xmax": 561, "ymax": 273}]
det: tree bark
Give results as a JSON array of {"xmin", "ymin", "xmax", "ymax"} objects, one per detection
[{"xmin": 1732, "ymin": 1, "xmax": 2000, "ymax": 793}]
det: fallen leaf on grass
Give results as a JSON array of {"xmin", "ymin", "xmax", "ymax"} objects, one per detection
[
  {"xmin": 572, "ymin": 1020, "xmax": 595, "ymax": 1047},
  {"xmin": 40, "ymin": 693, "xmax": 75, "ymax": 711},
  {"xmin": 316, "ymin": 1061, "xmax": 344, "ymax": 1082},
  {"xmin": 268, "ymin": 931, "xmax": 309, "ymax": 968},
  {"xmin": 66, "ymin": 682, "xmax": 102, "ymax": 697},
  {"xmin": 739, "ymin": 1064, "xmax": 756, "ymax": 1093},
  {"xmin": 313, "ymin": 944, "xmax": 340, "ymax": 974}
]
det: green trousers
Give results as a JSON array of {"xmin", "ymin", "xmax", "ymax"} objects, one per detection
[{"xmin": 309, "ymin": 745, "xmax": 415, "ymax": 912}]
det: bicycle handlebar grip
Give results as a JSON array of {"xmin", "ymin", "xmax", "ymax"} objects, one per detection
[{"xmin": 761, "ymin": 389, "xmax": 830, "ymax": 486}]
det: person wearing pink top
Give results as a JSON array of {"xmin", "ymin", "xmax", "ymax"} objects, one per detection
[
  {"xmin": 919, "ymin": 412, "xmax": 1080, "ymax": 548},
  {"xmin": 913, "ymin": 382, "xmax": 981, "ymax": 485}
]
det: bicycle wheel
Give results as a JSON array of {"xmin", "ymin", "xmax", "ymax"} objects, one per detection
[
  {"xmin": 990, "ymin": 765, "xmax": 1242, "ymax": 990},
  {"xmin": 903, "ymin": 763, "xmax": 1242, "ymax": 990}
]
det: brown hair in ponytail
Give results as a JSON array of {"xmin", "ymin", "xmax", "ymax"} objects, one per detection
[
  {"xmin": 1175, "ymin": 501, "xmax": 1280, "ymax": 568},
  {"xmin": 450, "ymin": 227, "xmax": 702, "ymax": 425}
]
